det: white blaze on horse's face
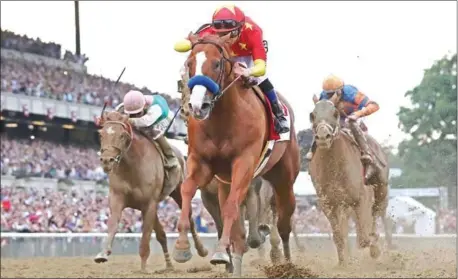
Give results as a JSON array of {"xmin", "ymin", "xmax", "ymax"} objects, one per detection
[
  {"xmin": 189, "ymin": 51, "xmax": 210, "ymax": 119},
  {"xmin": 106, "ymin": 126, "xmax": 115, "ymax": 135}
]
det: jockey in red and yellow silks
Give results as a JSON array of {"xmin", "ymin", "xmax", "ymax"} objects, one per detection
[{"xmin": 174, "ymin": 4, "xmax": 289, "ymax": 134}]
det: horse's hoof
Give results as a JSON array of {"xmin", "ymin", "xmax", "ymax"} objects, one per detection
[
  {"xmin": 210, "ymin": 251, "xmax": 231, "ymax": 265},
  {"xmin": 359, "ymin": 239, "xmax": 371, "ymax": 249},
  {"xmin": 247, "ymin": 234, "xmax": 262, "ymax": 249},
  {"xmin": 94, "ymin": 252, "xmax": 108, "ymax": 263},
  {"xmin": 270, "ymin": 249, "xmax": 282, "ymax": 264},
  {"xmin": 197, "ymin": 246, "xmax": 209, "ymax": 258},
  {"xmin": 225, "ymin": 263, "xmax": 234, "ymax": 274},
  {"xmin": 172, "ymin": 247, "xmax": 193, "ymax": 263},
  {"xmin": 370, "ymin": 245, "xmax": 381, "ymax": 259}
]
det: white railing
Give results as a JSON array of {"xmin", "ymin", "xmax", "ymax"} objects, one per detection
[{"xmin": 1, "ymin": 232, "xmax": 456, "ymax": 239}]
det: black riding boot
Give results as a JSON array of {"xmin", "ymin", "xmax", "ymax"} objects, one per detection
[{"xmin": 271, "ymin": 100, "xmax": 289, "ymax": 134}]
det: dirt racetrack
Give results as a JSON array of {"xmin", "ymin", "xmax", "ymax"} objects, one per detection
[{"xmin": 2, "ymin": 238, "xmax": 456, "ymax": 278}]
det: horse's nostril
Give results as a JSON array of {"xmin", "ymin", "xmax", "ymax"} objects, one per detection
[
  {"xmin": 325, "ymin": 134, "xmax": 331, "ymax": 139},
  {"xmin": 201, "ymin": 103, "xmax": 210, "ymax": 110},
  {"xmin": 99, "ymin": 157, "xmax": 103, "ymax": 162},
  {"xmin": 109, "ymin": 158, "xmax": 115, "ymax": 162}
]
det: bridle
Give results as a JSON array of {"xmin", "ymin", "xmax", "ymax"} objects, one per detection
[
  {"xmin": 313, "ymin": 100, "xmax": 341, "ymax": 140},
  {"xmin": 99, "ymin": 120, "xmax": 134, "ymax": 164},
  {"xmin": 189, "ymin": 39, "xmax": 242, "ymax": 109}
]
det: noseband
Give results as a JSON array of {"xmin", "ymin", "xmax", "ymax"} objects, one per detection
[{"xmin": 99, "ymin": 120, "xmax": 134, "ymax": 164}]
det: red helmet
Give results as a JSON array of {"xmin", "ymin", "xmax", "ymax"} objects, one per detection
[{"xmin": 211, "ymin": 5, "xmax": 246, "ymax": 32}]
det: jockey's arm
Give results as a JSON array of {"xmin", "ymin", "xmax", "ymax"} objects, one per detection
[
  {"xmin": 129, "ymin": 105, "xmax": 162, "ymax": 128},
  {"xmin": 352, "ymin": 91, "xmax": 380, "ymax": 117},
  {"xmin": 247, "ymin": 29, "xmax": 267, "ymax": 77}
]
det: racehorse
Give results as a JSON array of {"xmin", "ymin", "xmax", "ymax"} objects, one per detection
[
  {"xmin": 172, "ymin": 33, "xmax": 300, "ymax": 277},
  {"xmin": 94, "ymin": 111, "xmax": 208, "ymax": 271},
  {"xmin": 308, "ymin": 95, "xmax": 390, "ymax": 266}
]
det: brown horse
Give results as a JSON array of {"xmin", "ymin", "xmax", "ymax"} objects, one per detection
[
  {"xmin": 308, "ymin": 97, "xmax": 390, "ymax": 266},
  {"xmin": 172, "ymin": 33, "xmax": 300, "ymax": 277},
  {"xmin": 94, "ymin": 111, "xmax": 208, "ymax": 271}
]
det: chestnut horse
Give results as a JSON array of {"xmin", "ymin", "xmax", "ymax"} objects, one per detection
[
  {"xmin": 94, "ymin": 111, "xmax": 208, "ymax": 271},
  {"xmin": 308, "ymin": 97, "xmax": 390, "ymax": 266},
  {"xmin": 172, "ymin": 34, "xmax": 300, "ymax": 277}
]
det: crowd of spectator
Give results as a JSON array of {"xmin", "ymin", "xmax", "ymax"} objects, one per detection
[
  {"xmin": 1, "ymin": 137, "xmax": 104, "ymax": 181},
  {"xmin": 1, "ymin": 29, "xmax": 181, "ymax": 111},
  {"xmin": 1, "ymin": 186, "xmax": 456, "ymax": 234},
  {"xmin": 1, "ymin": 29, "xmax": 88, "ymax": 65},
  {"xmin": 1, "ymin": 58, "xmax": 180, "ymax": 110}
]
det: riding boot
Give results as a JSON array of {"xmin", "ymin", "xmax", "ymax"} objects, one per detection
[
  {"xmin": 270, "ymin": 100, "xmax": 290, "ymax": 134},
  {"xmin": 155, "ymin": 136, "xmax": 180, "ymax": 169},
  {"xmin": 348, "ymin": 120, "xmax": 374, "ymax": 165},
  {"xmin": 305, "ymin": 140, "xmax": 317, "ymax": 161}
]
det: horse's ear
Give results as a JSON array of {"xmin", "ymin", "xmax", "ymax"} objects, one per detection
[
  {"xmin": 329, "ymin": 90, "xmax": 341, "ymax": 105},
  {"xmin": 188, "ymin": 32, "xmax": 199, "ymax": 45},
  {"xmin": 100, "ymin": 111, "xmax": 109, "ymax": 126},
  {"xmin": 218, "ymin": 32, "xmax": 232, "ymax": 45},
  {"xmin": 333, "ymin": 109, "xmax": 339, "ymax": 119},
  {"xmin": 309, "ymin": 112, "xmax": 315, "ymax": 123},
  {"xmin": 312, "ymin": 94, "xmax": 319, "ymax": 104},
  {"xmin": 121, "ymin": 114, "xmax": 129, "ymax": 123}
]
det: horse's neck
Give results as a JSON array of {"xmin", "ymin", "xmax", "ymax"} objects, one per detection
[
  {"xmin": 205, "ymin": 85, "xmax": 260, "ymax": 133},
  {"xmin": 314, "ymin": 135, "xmax": 355, "ymax": 173},
  {"xmin": 116, "ymin": 137, "xmax": 149, "ymax": 177}
]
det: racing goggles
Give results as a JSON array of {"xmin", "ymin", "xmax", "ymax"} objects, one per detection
[{"xmin": 212, "ymin": 19, "xmax": 240, "ymax": 31}]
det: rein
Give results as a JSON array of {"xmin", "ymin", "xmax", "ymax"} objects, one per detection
[{"xmin": 101, "ymin": 120, "xmax": 134, "ymax": 164}]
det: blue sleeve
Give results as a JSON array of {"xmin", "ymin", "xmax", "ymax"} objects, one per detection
[
  {"xmin": 319, "ymin": 91, "xmax": 327, "ymax": 100},
  {"xmin": 341, "ymin": 85, "xmax": 359, "ymax": 103}
]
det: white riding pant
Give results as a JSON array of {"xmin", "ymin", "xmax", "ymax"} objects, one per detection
[{"xmin": 232, "ymin": 56, "xmax": 268, "ymax": 84}]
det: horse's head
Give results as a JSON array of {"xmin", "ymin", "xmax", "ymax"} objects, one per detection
[
  {"xmin": 98, "ymin": 111, "xmax": 133, "ymax": 172},
  {"xmin": 184, "ymin": 33, "xmax": 234, "ymax": 120},
  {"xmin": 310, "ymin": 94, "xmax": 340, "ymax": 149}
]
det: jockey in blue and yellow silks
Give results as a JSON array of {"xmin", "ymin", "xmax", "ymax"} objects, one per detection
[{"xmin": 306, "ymin": 75, "xmax": 380, "ymax": 167}]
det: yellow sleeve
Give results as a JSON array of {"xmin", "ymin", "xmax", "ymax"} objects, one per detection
[
  {"xmin": 250, "ymin": 59, "xmax": 266, "ymax": 77},
  {"xmin": 174, "ymin": 39, "xmax": 192, "ymax": 53}
]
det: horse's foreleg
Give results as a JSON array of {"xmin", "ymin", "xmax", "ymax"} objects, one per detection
[
  {"xmin": 245, "ymin": 185, "xmax": 264, "ymax": 249},
  {"xmin": 153, "ymin": 212, "xmax": 173, "ymax": 271},
  {"xmin": 325, "ymin": 206, "xmax": 349, "ymax": 266},
  {"xmin": 94, "ymin": 193, "xmax": 124, "ymax": 263},
  {"xmin": 269, "ymin": 202, "xmax": 283, "ymax": 264},
  {"xmin": 354, "ymin": 186, "xmax": 375, "ymax": 250},
  {"xmin": 272, "ymin": 183, "xmax": 295, "ymax": 262},
  {"xmin": 173, "ymin": 158, "xmax": 212, "ymax": 263},
  {"xmin": 170, "ymin": 189, "xmax": 208, "ymax": 259},
  {"xmin": 199, "ymin": 188, "xmax": 234, "ymax": 272},
  {"xmin": 212, "ymin": 158, "xmax": 255, "ymax": 277},
  {"xmin": 291, "ymin": 215, "xmax": 305, "ymax": 252},
  {"xmin": 139, "ymin": 201, "xmax": 158, "ymax": 271}
]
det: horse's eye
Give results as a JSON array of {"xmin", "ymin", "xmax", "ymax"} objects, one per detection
[{"xmin": 213, "ymin": 60, "xmax": 220, "ymax": 70}]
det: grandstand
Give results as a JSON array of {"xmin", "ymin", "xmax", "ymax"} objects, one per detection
[{"xmin": 0, "ymin": 29, "xmax": 455, "ymax": 237}]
